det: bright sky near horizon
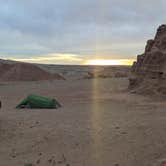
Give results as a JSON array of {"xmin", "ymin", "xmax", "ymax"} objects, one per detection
[{"xmin": 0, "ymin": 0, "xmax": 166, "ymax": 65}]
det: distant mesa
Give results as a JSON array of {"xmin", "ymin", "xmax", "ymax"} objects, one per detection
[
  {"xmin": 83, "ymin": 66, "xmax": 130, "ymax": 79},
  {"xmin": 0, "ymin": 60, "xmax": 65, "ymax": 81},
  {"xmin": 129, "ymin": 24, "xmax": 166, "ymax": 95}
]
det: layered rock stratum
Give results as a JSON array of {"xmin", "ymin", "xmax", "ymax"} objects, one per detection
[{"xmin": 129, "ymin": 25, "xmax": 166, "ymax": 95}]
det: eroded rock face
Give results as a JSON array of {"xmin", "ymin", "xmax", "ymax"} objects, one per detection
[{"xmin": 129, "ymin": 25, "xmax": 166, "ymax": 95}]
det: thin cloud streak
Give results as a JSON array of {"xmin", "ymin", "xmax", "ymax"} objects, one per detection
[{"xmin": 8, "ymin": 53, "xmax": 84, "ymax": 64}]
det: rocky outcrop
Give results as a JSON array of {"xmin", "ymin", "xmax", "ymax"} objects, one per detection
[{"xmin": 129, "ymin": 25, "xmax": 166, "ymax": 95}]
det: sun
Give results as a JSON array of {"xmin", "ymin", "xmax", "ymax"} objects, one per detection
[{"xmin": 84, "ymin": 59, "xmax": 134, "ymax": 66}]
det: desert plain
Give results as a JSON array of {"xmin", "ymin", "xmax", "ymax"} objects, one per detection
[{"xmin": 0, "ymin": 65, "xmax": 166, "ymax": 166}]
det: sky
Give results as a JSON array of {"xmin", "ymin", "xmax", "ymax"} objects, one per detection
[{"xmin": 0, "ymin": 0, "xmax": 166, "ymax": 65}]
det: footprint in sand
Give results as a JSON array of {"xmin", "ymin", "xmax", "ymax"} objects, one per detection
[{"xmin": 154, "ymin": 158, "xmax": 166, "ymax": 166}]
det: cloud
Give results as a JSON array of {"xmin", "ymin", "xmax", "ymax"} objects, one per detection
[
  {"xmin": 0, "ymin": 0, "xmax": 166, "ymax": 63},
  {"xmin": 9, "ymin": 53, "xmax": 84, "ymax": 64}
]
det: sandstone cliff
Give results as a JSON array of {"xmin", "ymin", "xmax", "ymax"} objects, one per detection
[{"xmin": 129, "ymin": 25, "xmax": 166, "ymax": 95}]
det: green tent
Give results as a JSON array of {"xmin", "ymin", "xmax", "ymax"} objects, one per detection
[{"xmin": 16, "ymin": 94, "xmax": 61, "ymax": 109}]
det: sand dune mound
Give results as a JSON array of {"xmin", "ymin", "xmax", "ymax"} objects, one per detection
[
  {"xmin": 129, "ymin": 25, "xmax": 166, "ymax": 95},
  {"xmin": 0, "ymin": 62, "xmax": 65, "ymax": 81}
]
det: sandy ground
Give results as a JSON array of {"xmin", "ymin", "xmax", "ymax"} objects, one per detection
[{"xmin": 1, "ymin": 78, "xmax": 166, "ymax": 166}]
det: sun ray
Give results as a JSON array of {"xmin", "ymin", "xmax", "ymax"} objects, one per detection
[{"xmin": 89, "ymin": 66, "xmax": 104, "ymax": 165}]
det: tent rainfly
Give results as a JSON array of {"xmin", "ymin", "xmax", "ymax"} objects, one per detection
[{"xmin": 16, "ymin": 94, "xmax": 61, "ymax": 109}]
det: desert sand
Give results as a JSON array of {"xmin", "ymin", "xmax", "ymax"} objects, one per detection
[{"xmin": 1, "ymin": 76, "xmax": 166, "ymax": 166}]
